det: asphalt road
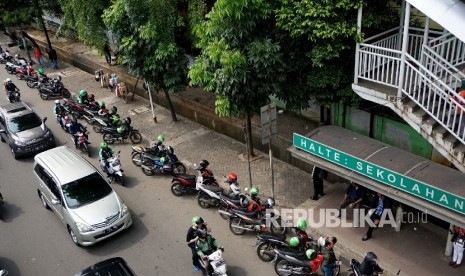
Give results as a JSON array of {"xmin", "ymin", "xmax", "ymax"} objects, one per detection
[{"xmin": 0, "ymin": 64, "xmax": 279, "ymax": 275}]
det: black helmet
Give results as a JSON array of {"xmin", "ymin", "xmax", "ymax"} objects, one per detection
[
  {"xmin": 364, "ymin": 252, "xmax": 378, "ymax": 266},
  {"xmin": 196, "ymin": 228, "xmax": 207, "ymax": 239},
  {"xmin": 124, "ymin": 117, "xmax": 131, "ymax": 125},
  {"xmin": 111, "ymin": 106, "xmax": 118, "ymax": 114},
  {"xmin": 264, "ymin": 197, "xmax": 275, "ymax": 209},
  {"xmin": 199, "ymin": 159, "xmax": 209, "ymax": 169}
]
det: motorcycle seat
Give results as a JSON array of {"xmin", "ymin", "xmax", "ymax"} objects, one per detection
[
  {"xmin": 233, "ymin": 209, "xmax": 258, "ymax": 218},
  {"xmin": 279, "ymin": 248, "xmax": 307, "ymax": 259},
  {"xmin": 202, "ymin": 185, "xmax": 223, "ymax": 193},
  {"xmin": 142, "ymin": 153, "xmax": 160, "ymax": 160},
  {"xmin": 257, "ymin": 233, "xmax": 286, "ymax": 242},
  {"xmin": 174, "ymin": 173, "xmax": 196, "ymax": 182}
]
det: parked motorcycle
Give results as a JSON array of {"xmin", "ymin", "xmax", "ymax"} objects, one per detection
[
  {"xmin": 6, "ymin": 88, "xmax": 21, "ymax": 103},
  {"xmin": 91, "ymin": 113, "xmax": 119, "ymax": 133},
  {"xmin": 15, "ymin": 66, "xmax": 34, "ymax": 80},
  {"xmin": 130, "ymin": 145, "xmax": 151, "ymax": 166},
  {"xmin": 140, "ymin": 146, "xmax": 186, "ymax": 176},
  {"xmin": 273, "ymin": 246, "xmax": 341, "ymax": 276},
  {"xmin": 256, "ymin": 231, "xmax": 316, "ymax": 262},
  {"xmin": 102, "ymin": 125, "xmax": 142, "ymax": 144},
  {"xmin": 38, "ymin": 79, "xmax": 70, "ymax": 100},
  {"xmin": 349, "ymin": 252, "xmax": 386, "ymax": 276},
  {"xmin": 0, "ymin": 50, "xmax": 13, "ymax": 64},
  {"xmin": 198, "ymin": 249, "xmax": 228, "ymax": 276},
  {"xmin": 5, "ymin": 62, "xmax": 23, "ymax": 74},
  {"xmin": 198, "ymin": 184, "xmax": 231, "ymax": 209},
  {"xmin": 100, "ymin": 151, "xmax": 125, "ymax": 186},
  {"xmin": 170, "ymin": 166, "xmax": 219, "ymax": 197}
]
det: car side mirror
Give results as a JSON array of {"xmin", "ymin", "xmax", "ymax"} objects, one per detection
[
  {"xmin": 43, "ymin": 117, "xmax": 48, "ymax": 123},
  {"xmin": 51, "ymin": 197, "xmax": 60, "ymax": 205}
]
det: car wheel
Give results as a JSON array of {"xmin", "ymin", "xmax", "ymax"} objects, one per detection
[
  {"xmin": 39, "ymin": 191, "xmax": 51, "ymax": 210},
  {"xmin": 11, "ymin": 148, "xmax": 19, "ymax": 160},
  {"xmin": 68, "ymin": 227, "xmax": 81, "ymax": 246}
]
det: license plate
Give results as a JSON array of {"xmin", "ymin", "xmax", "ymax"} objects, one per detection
[
  {"xmin": 214, "ymin": 260, "xmax": 225, "ymax": 267},
  {"xmin": 104, "ymin": 225, "xmax": 118, "ymax": 234}
]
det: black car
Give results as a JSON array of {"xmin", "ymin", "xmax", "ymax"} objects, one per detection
[
  {"xmin": 74, "ymin": 257, "xmax": 136, "ymax": 276},
  {"xmin": 0, "ymin": 102, "xmax": 55, "ymax": 159}
]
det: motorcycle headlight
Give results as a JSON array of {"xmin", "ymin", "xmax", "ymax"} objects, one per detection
[
  {"xmin": 121, "ymin": 203, "xmax": 129, "ymax": 217},
  {"xmin": 76, "ymin": 222, "xmax": 94, "ymax": 233}
]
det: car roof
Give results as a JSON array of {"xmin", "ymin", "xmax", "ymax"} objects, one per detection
[
  {"xmin": 34, "ymin": 146, "xmax": 97, "ymax": 185},
  {"xmin": 74, "ymin": 257, "xmax": 136, "ymax": 276},
  {"xmin": 0, "ymin": 102, "xmax": 33, "ymax": 119}
]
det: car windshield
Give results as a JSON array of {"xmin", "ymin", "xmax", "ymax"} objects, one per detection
[
  {"xmin": 62, "ymin": 173, "xmax": 112, "ymax": 209},
  {"xmin": 7, "ymin": 113, "xmax": 42, "ymax": 133}
]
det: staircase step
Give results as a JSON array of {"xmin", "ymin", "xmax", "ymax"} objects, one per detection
[
  {"xmin": 422, "ymin": 118, "xmax": 436, "ymax": 135},
  {"xmin": 442, "ymin": 133, "xmax": 460, "ymax": 151},
  {"xmin": 432, "ymin": 123, "xmax": 449, "ymax": 140},
  {"xmin": 452, "ymin": 143, "xmax": 465, "ymax": 163},
  {"xmin": 404, "ymin": 100, "xmax": 420, "ymax": 114},
  {"xmin": 411, "ymin": 109, "xmax": 428, "ymax": 124}
]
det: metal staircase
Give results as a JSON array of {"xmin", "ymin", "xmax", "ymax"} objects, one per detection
[{"xmin": 352, "ymin": 27, "xmax": 465, "ymax": 172}]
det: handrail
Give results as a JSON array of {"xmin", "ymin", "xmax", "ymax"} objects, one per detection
[{"xmin": 363, "ymin": 27, "xmax": 399, "ymax": 43}]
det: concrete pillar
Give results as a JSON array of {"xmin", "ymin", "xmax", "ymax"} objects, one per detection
[
  {"xmin": 353, "ymin": 5, "xmax": 363, "ymax": 84},
  {"xmin": 395, "ymin": 204, "xmax": 403, "ymax": 232},
  {"xmin": 445, "ymin": 223, "xmax": 454, "ymax": 256},
  {"xmin": 397, "ymin": 2, "xmax": 411, "ymax": 100}
]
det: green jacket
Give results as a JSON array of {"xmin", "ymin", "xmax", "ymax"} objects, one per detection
[
  {"xmin": 322, "ymin": 247, "xmax": 336, "ymax": 266},
  {"xmin": 196, "ymin": 235, "xmax": 221, "ymax": 258}
]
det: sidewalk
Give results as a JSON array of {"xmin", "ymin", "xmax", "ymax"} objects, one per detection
[{"xmin": 4, "ymin": 29, "xmax": 463, "ymax": 276}]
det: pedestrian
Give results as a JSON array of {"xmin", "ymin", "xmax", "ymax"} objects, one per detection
[
  {"xmin": 48, "ymin": 48, "xmax": 58, "ymax": 69},
  {"xmin": 338, "ymin": 182, "xmax": 365, "ymax": 219},
  {"xmin": 33, "ymin": 46, "xmax": 46, "ymax": 68},
  {"xmin": 311, "ymin": 166, "xmax": 327, "ymax": 200},
  {"xmin": 103, "ymin": 42, "xmax": 112, "ymax": 66},
  {"xmin": 321, "ymin": 236, "xmax": 338, "ymax": 276},
  {"xmin": 362, "ymin": 193, "xmax": 392, "ymax": 241},
  {"xmin": 449, "ymin": 225, "xmax": 465, "ymax": 268}
]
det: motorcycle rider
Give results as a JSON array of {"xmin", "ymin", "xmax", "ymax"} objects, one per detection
[
  {"xmin": 97, "ymin": 101, "xmax": 109, "ymax": 117},
  {"xmin": 195, "ymin": 228, "xmax": 223, "ymax": 275},
  {"xmin": 359, "ymin": 252, "xmax": 383, "ymax": 276},
  {"xmin": 240, "ymin": 186, "xmax": 261, "ymax": 211},
  {"xmin": 53, "ymin": 100, "xmax": 66, "ymax": 127},
  {"xmin": 68, "ymin": 118, "xmax": 87, "ymax": 147},
  {"xmin": 149, "ymin": 134, "xmax": 166, "ymax": 157},
  {"xmin": 99, "ymin": 142, "xmax": 115, "ymax": 176},
  {"xmin": 116, "ymin": 117, "xmax": 131, "ymax": 137},
  {"xmin": 187, "ymin": 216, "xmax": 212, "ymax": 272},
  {"xmin": 78, "ymin": 89, "xmax": 89, "ymax": 105},
  {"xmin": 4, "ymin": 78, "xmax": 20, "ymax": 103},
  {"xmin": 26, "ymin": 61, "xmax": 34, "ymax": 76},
  {"xmin": 226, "ymin": 172, "xmax": 241, "ymax": 197},
  {"xmin": 37, "ymin": 67, "xmax": 49, "ymax": 83},
  {"xmin": 294, "ymin": 218, "xmax": 311, "ymax": 248}
]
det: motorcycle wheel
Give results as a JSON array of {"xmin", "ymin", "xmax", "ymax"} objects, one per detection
[
  {"xmin": 197, "ymin": 193, "xmax": 211, "ymax": 209},
  {"xmin": 129, "ymin": 132, "xmax": 142, "ymax": 144},
  {"xmin": 218, "ymin": 205, "xmax": 230, "ymax": 220},
  {"xmin": 40, "ymin": 93, "xmax": 49, "ymax": 100},
  {"xmin": 15, "ymin": 73, "xmax": 23, "ymax": 80},
  {"xmin": 93, "ymin": 123, "xmax": 102, "ymax": 133},
  {"xmin": 270, "ymin": 217, "xmax": 287, "ymax": 235},
  {"xmin": 131, "ymin": 152, "xmax": 143, "ymax": 167},
  {"xmin": 62, "ymin": 89, "xmax": 71, "ymax": 98},
  {"xmin": 332, "ymin": 264, "xmax": 340, "ymax": 276},
  {"xmin": 172, "ymin": 163, "xmax": 186, "ymax": 174},
  {"xmin": 141, "ymin": 166, "xmax": 154, "ymax": 176},
  {"xmin": 26, "ymin": 80, "xmax": 35, "ymax": 88},
  {"xmin": 84, "ymin": 144, "xmax": 91, "ymax": 157},
  {"xmin": 170, "ymin": 182, "xmax": 185, "ymax": 197},
  {"xmin": 116, "ymin": 174, "xmax": 125, "ymax": 186},
  {"xmin": 274, "ymin": 259, "xmax": 293, "ymax": 276},
  {"xmin": 6, "ymin": 68, "xmax": 14, "ymax": 74},
  {"xmin": 256, "ymin": 242, "xmax": 277, "ymax": 262},
  {"xmin": 229, "ymin": 217, "xmax": 246, "ymax": 235},
  {"xmin": 103, "ymin": 133, "xmax": 115, "ymax": 144}
]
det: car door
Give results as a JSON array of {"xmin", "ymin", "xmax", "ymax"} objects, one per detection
[
  {"xmin": 0, "ymin": 114, "xmax": 9, "ymax": 143},
  {"xmin": 48, "ymin": 178, "xmax": 66, "ymax": 222}
]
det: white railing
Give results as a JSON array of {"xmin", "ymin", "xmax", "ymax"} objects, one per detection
[
  {"xmin": 429, "ymin": 34, "xmax": 465, "ymax": 68},
  {"xmin": 421, "ymin": 45, "xmax": 465, "ymax": 88},
  {"xmin": 357, "ymin": 44, "xmax": 401, "ymax": 88}
]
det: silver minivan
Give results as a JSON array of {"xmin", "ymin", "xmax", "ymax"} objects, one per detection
[{"xmin": 33, "ymin": 146, "xmax": 132, "ymax": 246}]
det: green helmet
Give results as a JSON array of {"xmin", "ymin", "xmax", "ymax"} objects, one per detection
[
  {"xmin": 192, "ymin": 216, "xmax": 204, "ymax": 226},
  {"xmin": 79, "ymin": 89, "xmax": 88, "ymax": 97},
  {"xmin": 250, "ymin": 186, "xmax": 259, "ymax": 196},
  {"xmin": 289, "ymin": 237, "xmax": 300, "ymax": 248},
  {"xmin": 38, "ymin": 68, "xmax": 44, "ymax": 74},
  {"xmin": 100, "ymin": 142, "xmax": 108, "ymax": 149},
  {"xmin": 99, "ymin": 100, "xmax": 105, "ymax": 108},
  {"xmin": 296, "ymin": 219, "xmax": 308, "ymax": 231},
  {"xmin": 160, "ymin": 157, "xmax": 166, "ymax": 164},
  {"xmin": 117, "ymin": 126, "xmax": 125, "ymax": 134},
  {"xmin": 306, "ymin": 249, "xmax": 316, "ymax": 260},
  {"xmin": 112, "ymin": 114, "xmax": 121, "ymax": 123},
  {"xmin": 157, "ymin": 134, "xmax": 165, "ymax": 142}
]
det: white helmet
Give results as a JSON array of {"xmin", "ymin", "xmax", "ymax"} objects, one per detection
[
  {"xmin": 5, "ymin": 78, "xmax": 11, "ymax": 83},
  {"xmin": 55, "ymin": 100, "xmax": 60, "ymax": 104}
]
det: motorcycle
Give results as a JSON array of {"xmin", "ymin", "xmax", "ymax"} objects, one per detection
[
  {"xmin": 130, "ymin": 145, "xmax": 151, "ymax": 166},
  {"xmin": 6, "ymin": 89, "xmax": 21, "ymax": 103},
  {"xmin": 0, "ymin": 50, "xmax": 13, "ymax": 64},
  {"xmin": 74, "ymin": 129, "xmax": 91, "ymax": 157},
  {"xmin": 256, "ymin": 231, "xmax": 317, "ymax": 262},
  {"xmin": 15, "ymin": 66, "xmax": 34, "ymax": 80},
  {"xmin": 198, "ymin": 175, "xmax": 240, "ymax": 209},
  {"xmin": 91, "ymin": 112, "xmax": 119, "ymax": 133},
  {"xmin": 273, "ymin": 246, "xmax": 341, "ymax": 276},
  {"xmin": 38, "ymin": 78, "xmax": 70, "ymax": 100},
  {"xmin": 140, "ymin": 146, "xmax": 186, "ymax": 176},
  {"xmin": 348, "ymin": 252, "xmax": 386, "ymax": 276},
  {"xmin": 228, "ymin": 207, "xmax": 286, "ymax": 236},
  {"xmin": 198, "ymin": 249, "xmax": 228, "ymax": 276},
  {"xmin": 170, "ymin": 166, "xmax": 219, "ymax": 197},
  {"xmin": 5, "ymin": 62, "xmax": 23, "ymax": 74},
  {"xmin": 26, "ymin": 74, "xmax": 50, "ymax": 89},
  {"xmin": 100, "ymin": 151, "xmax": 125, "ymax": 186},
  {"xmin": 102, "ymin": 125, "xmax": 142, "ymax": 144}
]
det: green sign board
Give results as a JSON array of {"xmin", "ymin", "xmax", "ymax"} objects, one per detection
[{"xmin": 293, "ymin": 133, "xmax": 465, "ymax": 215}]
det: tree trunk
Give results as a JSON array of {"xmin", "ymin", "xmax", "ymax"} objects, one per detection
[
  {"xmin": 34, "ymin": 0, "xmax": 52, "ymax": 49},
  {"xmin": 19, "ymin": 24, "xmax": 32, "ymax": 62},
  {"xmin": 164, "ymin": 90, "xmax": 178, "ymax": 122},
  {"xmin": 132, "ymin": 77, "xmax": 140, "ymax": 101},
  {"xmin": 246, "ymin": 113, "xmax": 255, "ymax": 157}
]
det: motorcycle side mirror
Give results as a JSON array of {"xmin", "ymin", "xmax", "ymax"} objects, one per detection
[{"xmin": 42, "ymin": 117, "xmax": 47, "ymax": 123}]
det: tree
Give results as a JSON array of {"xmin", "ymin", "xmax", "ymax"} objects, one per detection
[
  {"xmin": 189, "ymin": 0, "xmax": 285, "ymax": 157},
  {"xmin": 103, "ymin": 0, "xmax": 188, "ymax": 122}
]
